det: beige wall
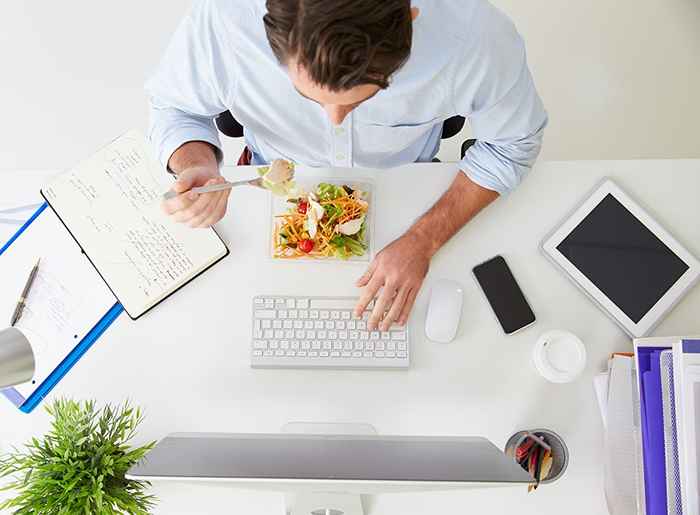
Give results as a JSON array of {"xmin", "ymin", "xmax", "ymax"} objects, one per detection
[{"xmin": 1, "ymin": 0, "xmax": 698, "ymax": 170}]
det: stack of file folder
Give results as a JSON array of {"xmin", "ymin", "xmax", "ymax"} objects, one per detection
[{"xmin": 598, "ymin": 337, "xmax": 700, "ymax": 515}]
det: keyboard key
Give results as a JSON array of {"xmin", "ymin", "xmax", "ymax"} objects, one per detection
[
  {"xmin": 360, "ymin": 331, "xmax": 369, "ymax": 340},
  {"xmin": 349, "ymin": 331, "xmax": 360, "ymax": 339},
  {"xmin": 255, "ymin": 319, "xmax": 261, "ymax": 330},
  {"xmin": 314, "ymin": 321, "xmax": 324, "ymax": 329},
  {"xmin": 323, "ymin": 341, "xmax": 332, "ymax": 350},
  {"xmin": 375, "ymin": 342, "xmax": 385, "ymax": 351},
  {"xmin": 302, "ymin": 341, "xmax": 311, "ymax": 350},
  {"xmin": 309, "ymin": 351, "xmax": 319, "ymax": 357},
  {"xmin": 310, "ymin": 310, "xmax": 319, "ymax": 319},
  {"xmin": 318, "ymin": 330, "xmax": 327, "ymax": 339},
  {"xmin": 269, "ymin": 340, "xmax": 279, "ymax": 349},
  {"xmin": 262, "ymin": 320, "xmax": 271, "ymax": 329},
  {"xmin": 336, "ymin": 321, "xmax": 346, "ymax": 330},
  {"xmin": 253, "ymin": 340, "xmax": 267, "ymax": 349},
  {"xmin": 254, "ymin": 329, "xmax": 263, "ymax": 339},
  {"xmin": 397, "ymin": 351, "xmax": 407, "ymax": 358},
  {"xmin": 325, "ymin": 321, "xmax": 335, "ymax": 329},
  {"xmin": 264, "ymin": 299, "xmax": 274, "ymax": 308},
  {"xmin": 386, "ymin": 351, "xmax": 396, "ymax": 358},
  {"xmin": 285, "ymin": 330, "xmax": 294, "ymax": 339},
  {"xmin": 278, "ymin": 310, "xmax": 288, "ymax": 319},
  {"xmin": 263, "ymin": 350, "xmax": 273, "ymax": 357},
  {"xmin": 273, "ymin": 320, "xmax": 282, "ymax": 329},
  {"xmin": 370, "ymin": 331, "xmax": 380, "ymax": 340},
  {"xmin": 298, "ymin": 351, "xmax": 307, "ymax": 357},
  {"xmin": 398, "ymin": 342, "xmax": 407, "ymax": 351},
  {"xmin": 320, "ymin": 351, "xmax": 329, "ymax": 357},
  {"xmin": 275, "ymin": 350, "xmax": 285, "ymax": 356},
  {"xmin": 286, "ymin": 350, "xmax": 296, "ymax": 357},
  {"xmin": 363, "ymin": 352, "xmax": 373, "ymax": 358},
  {"xmin": 331, "ymin": 351, "xmax": 340, "ymax": 357},
  {"xmin": 343, "ymin": 341, "xmax": 353, "ymax": 350},
  {"xmin": 391, "ymin": 332, "xmax": 407, "ymax": 340},
  {"xmin": 333, "ymin": 341, "xmax": 343, "ymax": 350},
  {"xmin": 254, "ymin": 298, "xmax": 264, "ymax": 305},
  {"xmin": 357, "ymin": 321, "xmax": 367, "ymax": 330},
  {"xmin": 283, "ymin": 320, "xmax": 293, "ymax": 329},
  {"xmin": 320, "ymin": 311, "xmax": 330, "ymax": 320},
  {"xmin": 328, "ymin": 331, "xmax": 338, "ymax": 339},
  {"xmin": 381, "ymin": 332, "xmax": 390, "ymax": 340},
  {"xmin": 341, "ymin": 311, "xmax": 351, "ymax": 320},
  {"xmin": 312, "ymin": 341, "xmax": 321, "ymax": 350},
  {"xmin": 286, "ymin": 299, "xmax": 295, "ymax": 309},
  {"xmin": 375, "ymin": 351, "xmax": 385, "ymax": 358},
  {"xmin": 387, "ymin": 342, "xmax": 396, "ymax": 351},
  {"xmin": 291, "ymin": 341, "xmax": 300, "ymax": 349},
  {"xmin": 274, "ymin": 330, "xmax": 284, "ymax": 339},
  {"xmin": 339, "ymin": 331, "xmax": 348, "ymax": 340},
  {"xmin": 297, "ymin": 299, "xmax": 309, "ymax": 309},
  {"xmin": 331, "ymin": 311, "xmax": 340, "ymax": 319},
  {"xmin": 306, "ymin": 330, "xmax": 316, "ymax": 339},
  {"xmin": 347, "ymin": 320, "xmax": 356, "ymax": 329},
  {"xmin": 299, "ymin": 310, "xmax": 309, "ymax": 319},
  {"xmin": 253, "ymin": 350, "xmax": 263, "ymax": 356},
  {"xmin": 295, "ymin": 330, "xmax": 305, "ymax": 339},
  {"xmin": 264, "ymin": 329, "xmax": 274, "ymax": 339},
  {"xmin": 305, "ymin": 321, "xmax": 314, "ymax": 329},
  {"xmin": 294, "ymin": 320, "xmax": 303, "ymax": 329},
  {"xmin": 275, "ymin": 298, "xmax": 285, "ymax": 305},
  {"xmin": 281, "ymin": 341, "xmax": 290, "ymax": 349},
  {"xmin": 366, "ymin": 342, "xmax": 374, "ymax": 351},
  {"xmin": 341, "ymin": 352, "xmax": 351, "ymax": 357},
  {"xmin": 255, "ymin": 310, "xmax": 276, "ymax": 319},
  {"xmin": 289, "ymin": 310, "xmax": 298, "ymax": 319},
  {"xmin": 352, "ymin": 351, "xmax": 362, "ymax": 358}
]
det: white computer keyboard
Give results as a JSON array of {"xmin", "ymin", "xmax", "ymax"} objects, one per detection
[{"xmin": 251, "ymin": 296, "xmax": 410, "ymax": 369}]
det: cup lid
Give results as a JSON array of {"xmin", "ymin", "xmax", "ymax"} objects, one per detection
[{"xmin": 533, "ymin": 330, "xmax": 586, "ymax": 383}]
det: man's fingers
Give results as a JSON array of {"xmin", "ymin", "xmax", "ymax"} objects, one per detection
[
  {"xmin": 198, "ymin": 188, "xmax": 229, "ymax": 227},
  {"xmin": 172, "ymin": 173, "xmax": 196, "ymax": 193},
  {"xmin": 354, "ymin": 278, "xmax": 382, "ymax": 317},
  {"xmin": 369, "ymin": 284, "xmax": 398, "ymax": 331},
  {"xmin": 174, "ymin": 179, "xmax": 221, "ymax": 223},
  {"xmin": 162, "ymin": 190, "xmax": 196, "ymax": 215},
  {"xmin": 355, "ymin": 260, "xmax": 378, "ymax": 287},
  {"xmin": 397, "ymin": 288, "xmax": 419, "ymax": 326},
  {"xmin": 188, "ymin": 189, "xmax": 224, "ymax": 227},
  {"xmin": 381, "ymin": 287, "xmax": 409, "ymax": 331}
]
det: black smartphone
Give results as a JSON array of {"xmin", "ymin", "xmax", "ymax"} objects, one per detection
[{"xmin": 472, "ymin": 255, "xmax": 536, "ymax": 334}]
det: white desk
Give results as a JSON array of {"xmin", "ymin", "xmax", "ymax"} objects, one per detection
[{"xmin": 1, "ymin": 160, "xmax": 699, "ymax": 514}]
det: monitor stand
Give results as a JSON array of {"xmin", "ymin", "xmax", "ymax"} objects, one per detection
[{"xmin": 281, "ymin": 422, "xmax": 378, "ymax": 515}]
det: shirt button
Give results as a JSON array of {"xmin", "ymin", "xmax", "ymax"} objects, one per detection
[
  {"xmin": 336, "ymin": 153, "xmax": 346, "ymax": 161},
  {"xmin": 334, "ymin": 127, "xmax": 345, "ymax": 136}
]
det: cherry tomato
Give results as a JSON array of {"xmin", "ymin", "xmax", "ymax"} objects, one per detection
[
  {"xmin": 298, "ymin": 239, "xmax": 314, "ymax": 253},
  {"xmin": 297, "ymin": 200, "xmax": 309, "ymax": 214}
]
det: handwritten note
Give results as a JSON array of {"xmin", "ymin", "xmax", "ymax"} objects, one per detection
[{"xmin": 42, "ymin": 131, "xmax": 227, "ymax": 318}]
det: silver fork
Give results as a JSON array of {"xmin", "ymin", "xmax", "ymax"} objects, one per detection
[{"xmin": 162, "ymin": 176, "xmax": 266, "ymax": 200}]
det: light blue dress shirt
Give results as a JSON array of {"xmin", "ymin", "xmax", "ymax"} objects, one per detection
[{"xmin": 146, "ymin": 0, "xmax": 547, "ymax": 194}]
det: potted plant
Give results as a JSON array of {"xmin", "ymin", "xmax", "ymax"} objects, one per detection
[{"xmin": 0, "ymin": 398, "xmax": 157, "ymax": 514}]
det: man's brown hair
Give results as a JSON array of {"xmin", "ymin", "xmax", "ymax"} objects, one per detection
[{"xmin": 264, "ymin": 0, "xmax": 413, "ymax": 92}]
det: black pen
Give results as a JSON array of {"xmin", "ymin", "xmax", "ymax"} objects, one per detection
[{"xmin": 10, "ymin": 258, "xmax": 40, "ymax": 326}]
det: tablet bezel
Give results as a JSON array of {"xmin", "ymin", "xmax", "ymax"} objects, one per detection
[{"xmin": 541, "ymin": 178, "xmax": 700, "ymax": 337}]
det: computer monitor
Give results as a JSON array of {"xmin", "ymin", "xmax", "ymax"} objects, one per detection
[{"xmin": 126, "ymin": 431, "xmax": 532, "ymax": 515}]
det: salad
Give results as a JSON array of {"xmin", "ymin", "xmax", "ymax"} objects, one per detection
[{"xmin": 273, "ymin": 182, "xmax": 369, "ymax": 259}]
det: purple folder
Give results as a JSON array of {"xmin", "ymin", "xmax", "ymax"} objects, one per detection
[{"xmin": 637, "ymin": 346, "xmax": 669, "ymax": 515}]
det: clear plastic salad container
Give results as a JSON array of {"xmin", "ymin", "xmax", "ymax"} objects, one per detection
[{"xmin": 268, "ymin": 177, "xmax": 375, "ymax": 263}]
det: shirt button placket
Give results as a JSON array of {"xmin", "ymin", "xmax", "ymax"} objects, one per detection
[{"xmin": 331, "ymin": 116, "xmax": 352, "ymax": 167}]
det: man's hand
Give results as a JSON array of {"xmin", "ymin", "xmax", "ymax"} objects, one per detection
[
  {"xmin": 355, "ymin": 232, "xmax": 430, "ymax": 331},
  {"xmin": 161, "ymin": 166, "xmax": 231, "ymax": 228},
  {"xmin": 353, "ymin": 171, "xmax": 499, "ymax": 330}
]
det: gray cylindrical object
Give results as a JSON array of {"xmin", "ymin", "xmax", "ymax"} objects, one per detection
[{"xmin": 0, "ymin": 327, "xmax": 35, "ymax": 389}]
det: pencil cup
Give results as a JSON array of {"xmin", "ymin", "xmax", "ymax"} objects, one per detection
[
  {"xmin": 0, "ymin": 327, "xmax": 35, "ymax": 389},
  {"xmin": 505, "ymin": 428, "xmax": 569, "ymax": 485}
]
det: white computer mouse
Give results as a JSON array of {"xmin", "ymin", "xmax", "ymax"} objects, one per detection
[{"xmin": 425, "ymin": 279, "xmax": 464, "ymax": 343}]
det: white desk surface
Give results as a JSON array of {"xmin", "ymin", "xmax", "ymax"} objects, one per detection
[{"xmin": 1, "ymin": 160, "xmax": 699, "ymax": 514}]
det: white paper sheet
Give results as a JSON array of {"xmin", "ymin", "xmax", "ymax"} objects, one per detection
[
  {"xmin": 0, "ymin": 207, "xmax": 116, "ymax": 399},
  {"xmin": 603, "ymin": 355, "xmax": 638, "ymax": 515}
]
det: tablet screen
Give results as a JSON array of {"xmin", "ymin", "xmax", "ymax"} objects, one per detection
[{"xmin": 556, "ymin": 194, "xmax": 689, "ymax": 322}]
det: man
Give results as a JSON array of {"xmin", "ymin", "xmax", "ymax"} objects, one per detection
[{"xmin": 146, "ymin": 0, "xmax": 547, "ymax": 332}]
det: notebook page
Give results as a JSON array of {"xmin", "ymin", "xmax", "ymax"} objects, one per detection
[
  {"xmin": 42, "ymin": 131, "xmax": 227, "ymax": 318},
  {"xmin": 0, "ymin": 207, "xmax": 117, "ymax": 400}
]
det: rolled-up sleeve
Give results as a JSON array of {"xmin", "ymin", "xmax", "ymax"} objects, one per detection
[
  {"xmin": 145, "ymin": 0, "xmax": 230, "ymax": 170},
  {"xmin": 455, "ymin": 5, "xmax": 548, "ymax": 194}
]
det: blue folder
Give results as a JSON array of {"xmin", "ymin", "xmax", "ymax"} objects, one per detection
[{"xmin": 0, "ymin": 203, "xmax": 123, "ymax": 413}]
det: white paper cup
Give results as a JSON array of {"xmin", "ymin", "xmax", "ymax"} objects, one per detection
[
  {"xmin": 0, "ymin": 327, "xmax": 35, "ymax": 389},
  {"xmin": 532, "ymin": 330, "xmax": 586, "ymax": 383}
]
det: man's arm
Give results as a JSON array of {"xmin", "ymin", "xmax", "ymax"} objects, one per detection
[
  {"xmin": 355, "ymin": 172, "xmax": 497, "ymax": 331},
  {"xmin": 146, "ymin": 0, "xmax": 235, "ymax": 227},
  {"xmin": 355, "ymin": 5, "xmax": 546, "ymax": 330}
]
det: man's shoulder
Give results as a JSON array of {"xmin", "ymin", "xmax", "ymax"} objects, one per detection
[{"xmin": 199, "ymin": 0, "xmax": 263, "ymax": 30}]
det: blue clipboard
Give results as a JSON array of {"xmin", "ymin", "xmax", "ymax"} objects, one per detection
[{"xmin": 0, "ymin": 203, "xmax": 123, "ymax": 413}]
